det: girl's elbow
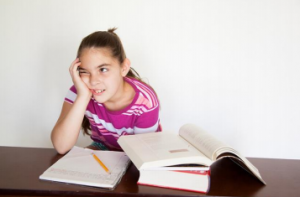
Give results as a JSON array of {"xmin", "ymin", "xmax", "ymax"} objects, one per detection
[
  {"xmin": 53, "ymin": 144, "xmax": 70, "ymax": 155},
  {"xmin": 56, "ymin": 147, "xmax": 69, "ymax": 155},
  {"xmin": 51, "ymin": 135, "xmax": 70, "ymax": 155}
]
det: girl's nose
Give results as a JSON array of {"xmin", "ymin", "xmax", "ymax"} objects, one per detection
[{"xmin": 89, "ymin": 75, "xmax": 101, "ymax": 86}]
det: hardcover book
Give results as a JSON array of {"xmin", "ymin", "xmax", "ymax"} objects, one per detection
[{"xmin": 118, "ymin": 124, "xmax": 265, "ymax": 192}]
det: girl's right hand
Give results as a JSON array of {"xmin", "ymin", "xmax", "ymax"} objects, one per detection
[{"xmin": 69, "ymin": 58, "xmax": 92, "ymax": 100}]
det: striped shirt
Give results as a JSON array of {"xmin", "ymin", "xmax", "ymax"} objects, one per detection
[{"xmin": 65, "ymin": 77, "xmax": 161, "ymax": 151}]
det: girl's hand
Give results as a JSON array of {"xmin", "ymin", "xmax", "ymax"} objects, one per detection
[{"xmin": 69, "ymin": 58, "xmax": 92, "ymax": 100}]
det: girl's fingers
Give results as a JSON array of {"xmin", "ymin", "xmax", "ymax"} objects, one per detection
[
  {"xmin": 68, "ymin": 59, "xmax": 92, "ymax": 99},
  {"xmin": 69, "ymin": 59, "xmax": 81, "ymax": 77},
  {"xmin": 69, "ymin": 58, "xmax": 79, "ymax": 70}
]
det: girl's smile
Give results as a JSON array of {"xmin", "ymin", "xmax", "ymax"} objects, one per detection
[{"xmin": 92, "ymin": 89, "xmax": 105, "ymax": 95}]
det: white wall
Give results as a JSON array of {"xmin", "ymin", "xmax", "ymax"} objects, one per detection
[{"xmin": 1, "ymin": 0, "xmax": 299, "ymax": 159}]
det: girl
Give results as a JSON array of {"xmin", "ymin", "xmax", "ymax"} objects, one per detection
[{"xmin": 51, "ymin": 28, "xmax": 161, "ymax": 154}]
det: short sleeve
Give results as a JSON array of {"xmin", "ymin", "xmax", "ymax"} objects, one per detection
[
  {"xmin": 64, "ymin": 85, "xmax": 77, "ymax": 104},
  {"xmin": 133, "ymin": 103, "xmax": 161, "ymax": 134},
  {"xmin": 125, "ymin": 77, "xmax": 162, "ymax": 134}
]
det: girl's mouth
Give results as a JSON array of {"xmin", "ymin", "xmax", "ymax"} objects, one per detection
[{"xmin": 92, "ymin": 89, "xmax": 105, "ymax": 95}]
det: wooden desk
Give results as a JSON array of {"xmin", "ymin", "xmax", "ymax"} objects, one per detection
[{"xmin": 0, "ymin": 146, "xmax": 299, "ymax": 197}]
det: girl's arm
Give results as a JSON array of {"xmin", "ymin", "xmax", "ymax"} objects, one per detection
[
  {"xmin": 51, "ymin": 96, "xmax": 90, "ymax": 154},
  {"xmin": 51, "ymin": 58, "xmax": 92, "ymax": 154}
]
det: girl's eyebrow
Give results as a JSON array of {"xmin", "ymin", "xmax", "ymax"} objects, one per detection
[
  {"xmin": 77, "ymin": 67, "xmax": 86, "ymax": 71},
  {"xmin": 97, "ymin": 64, "xmax": 110, "ymax": 68},
  {"xmin": 78, "ymin": 64, "xmax": 110, "ymax": 70}
]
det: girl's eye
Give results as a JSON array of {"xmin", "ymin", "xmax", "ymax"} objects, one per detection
[
  {"xmin": 100, "ymin": 68, "xmax": 108, "ymax": 73},
  {"xmin": 79, "ymin": 71, "xmax": 89, "ymax": 75}
]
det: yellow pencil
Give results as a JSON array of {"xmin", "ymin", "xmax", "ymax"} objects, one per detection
[{"xmin": 92, "ymin": 153, "xmax": 111, "ymax": 174}]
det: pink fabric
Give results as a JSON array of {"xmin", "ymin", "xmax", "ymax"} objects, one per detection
[{"xmin": 65, "ymin": 77, "xmax": 161, "ymax": 151}]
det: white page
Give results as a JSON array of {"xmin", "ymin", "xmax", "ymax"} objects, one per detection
[
  {"xmin": 118, "ymin": 132, "xmax": 212, "ymax": 170},
  {"xmin": 179, "ymin": 124, "xmax": 229, "ymax": 161},
  {"xmin": 39, "ymin": 146, "xmax": 130, "ymax": 189},
  {"xmin": 179, "ymin": 125, "xmax": 266, "ymax": 184}
]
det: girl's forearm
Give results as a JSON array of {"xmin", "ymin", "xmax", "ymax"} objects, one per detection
[{"xmin": 51, "ymin": 96, "xmax": 90, "ymax": 154}]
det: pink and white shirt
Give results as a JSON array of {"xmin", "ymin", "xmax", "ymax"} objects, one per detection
[{"xmin": 65, "ymin": 77, "xmax": 161, "ymax": 151}]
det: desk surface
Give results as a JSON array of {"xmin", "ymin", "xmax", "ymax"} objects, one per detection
[{"xmin": 0, "ymin": 146, "xmax": 299, "ymax": 197}]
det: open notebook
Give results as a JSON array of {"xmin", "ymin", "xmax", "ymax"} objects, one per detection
[{"xmin": 39, "ymin": 146, "xmax": 130, "ymax": 190}]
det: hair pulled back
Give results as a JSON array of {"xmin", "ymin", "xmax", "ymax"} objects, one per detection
[
  {"xmin": 77, "ymin": 28, "xmax": 141, "ymax": 81},
  {"xmin": 78, "ymin": 28, "xmax": 145, "ymax": 135}
]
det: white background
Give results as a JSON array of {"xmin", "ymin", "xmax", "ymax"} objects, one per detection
[{"xmin": 1, "ymin": 0, "xmax": 299, "ymax": 159}]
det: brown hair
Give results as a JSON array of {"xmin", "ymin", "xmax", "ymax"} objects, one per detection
[{"xmin": 77, "ymin": 28, "xmax": 154, "ymax": 135}]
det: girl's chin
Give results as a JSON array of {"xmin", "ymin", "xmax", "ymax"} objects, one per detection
[{"xmin": 92, "ymin": 95, "xmax": 107, "ymax": 103}]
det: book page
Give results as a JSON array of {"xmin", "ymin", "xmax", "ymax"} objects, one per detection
[
  {"xmin": 179, "ymin": 125, "xmax": 266, "ymax": 184},
  {"xmin": 179, "ymin": 124, "xmax": 228, "ymax": 161},
  {"xmin": 144, "ymin": 164, "xmax": 210, "ymax": 171},
  {"xmin": 215, "ymin": 147, "xmax": 266, "ymax": 184},
  {"xmin": 118, "ymin": 132, "xmax": 213, "ymax": 170},
  {"xmin": 39, "ymin": 146, "xmax": 130, "ymax": 189}
]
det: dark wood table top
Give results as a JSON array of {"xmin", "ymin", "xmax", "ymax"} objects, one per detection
[{"xmin": 0, "ymin": 146, "xmax": 299, "ymax": 197}]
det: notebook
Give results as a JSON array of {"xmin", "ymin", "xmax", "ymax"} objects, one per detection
[{"xmin": 39, "ymin": 146, "xmax": 130, "ymax": 190}]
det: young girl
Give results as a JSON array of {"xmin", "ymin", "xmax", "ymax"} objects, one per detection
[{"xmin": 51, "ymin": 28, "xmax": 161, "ymax": 154}]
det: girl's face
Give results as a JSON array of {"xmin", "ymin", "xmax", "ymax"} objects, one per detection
[{"xmin": 78, "ymin": 47, "xmax": 129, "ymax": 105}]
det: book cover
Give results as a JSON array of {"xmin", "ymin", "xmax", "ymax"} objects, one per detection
[{"xmin": 138, "ymin": 169, "xmax": 211, "ymax": 193}]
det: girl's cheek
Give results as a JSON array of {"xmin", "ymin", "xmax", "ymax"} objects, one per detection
[{"xmin": 81, "ymin": 76, "xmax": 90, "ymax": 84}]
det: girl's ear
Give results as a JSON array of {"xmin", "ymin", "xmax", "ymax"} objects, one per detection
[{"xmin": 121, "ymin": 58, "xmax": 131, "ymax": 77}]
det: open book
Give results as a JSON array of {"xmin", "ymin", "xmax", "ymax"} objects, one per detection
[
  {"xmin": 39, "ymin": 146, "xmax": 130, "ymax": 189},
  {"xmin": 118, "ymin": 124, "xmax": 266, "ymax": 185}
]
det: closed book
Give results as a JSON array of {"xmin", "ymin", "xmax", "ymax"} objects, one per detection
[{"xmin": 138, "ymin": 169, "xmax": 210, "ymax": 193}]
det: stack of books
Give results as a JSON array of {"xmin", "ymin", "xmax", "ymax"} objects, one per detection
[{"xmin": 118, "ymin": 124, "xmax": 266, "ymax": 193}]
